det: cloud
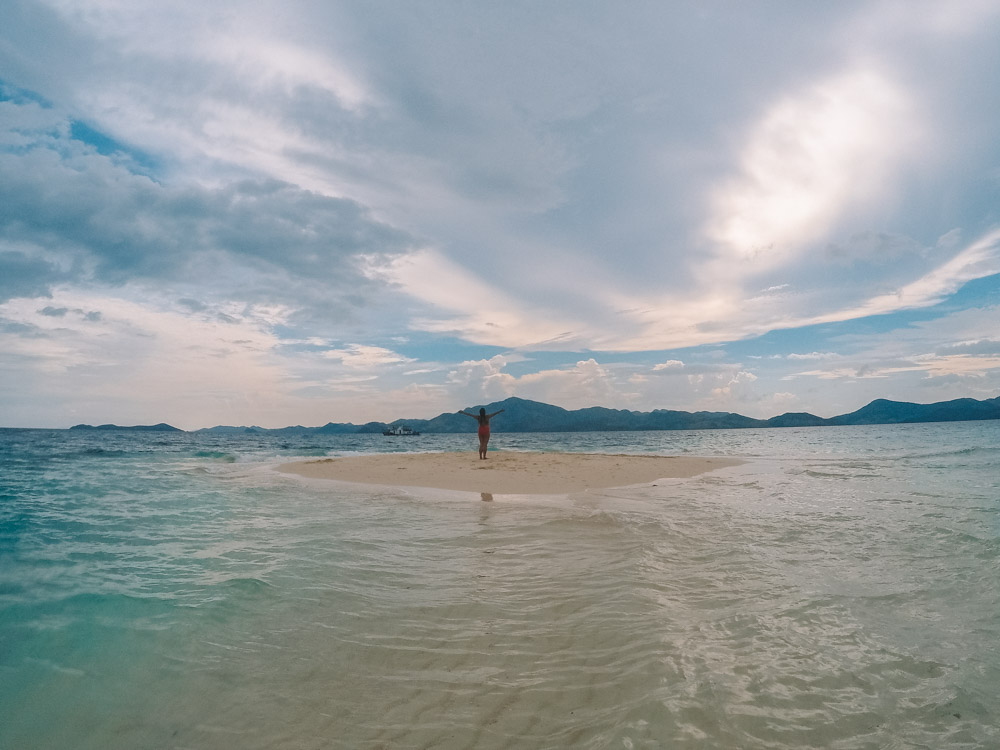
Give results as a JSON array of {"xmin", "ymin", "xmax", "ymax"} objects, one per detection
[
  {"xmin": 0, "ymin": 99, "xmax": 414, "ymax": 321},
  {"xmin": 442, "ymin": 354, "xmax": 796, "ymax": 416},
  {"xmin": 445, "ymin": 356, "xmax": 621, "ymax": 408},
  {"xmin": 791, "ymin": 365, "xmax": 892, "ymax": 381},
  {"xmin": 0, "ymin": 287, "xmax": 443, "ymax": 427},
  {"xmin": 939, "ymin": 338, "xmax": 1000, "ymax": 356},
  {"xmin": 710, "ymin": 370, "xmax": 758, "ymax": 400},
  {"xmin": 652, "ymin": 359, "xmax": 684, "ymax": 371},
  {"xmin": 381, "ymin": 249, "xmax": 584, "ymax": 349},
  {"xmin": 0, "ymin": 251, "xmax": 64, "ymax": 301},
  {"xmin": 707, "ymin": 67, "xmax": 916, "ymax": 268},
  {"xmin": 913, "ymin": 354, "xmax": 1000, "ymax": 378},
  {"xmin": 825, "ymin": 231, "xmax": 929, "ymax": 267},
  {"xmin": 822, "ymin": 228, "xmax": 1000, "ymax": 321},
  {"xmin": 794, "ymin": 354, "xmax": 1000, "ymax": 381},
  {"xmin": 321, "ymin": 344, "xmax": 415, "ymax": 369},
  {"xmin": 787, "ymin": 352, "xmax": 840, "ymax": 361},
  {"xmin": 623, "ymin": 227, "xmax": 1000, "ymax": 353},
  {"xmin": 513, "ymin": 358, "xmax": 618, "ymax": 406},
  {"xmin": 37, "ymin": 305, "xmax": 100, "ymax": 321},
  {"xmin": 447, "ymin": 355, "xmax": 516, "ymax": 401},
  {"xmin": 2, "ymin": 1, "xmax": 1000, "ymax": 424},
  {"xmin": 7, "ymin": 3, "xmax": 997, "ymax": 358},
  {"xmin": 783, "ymin": 306, "xmax": 1000, "ymax": 387}
]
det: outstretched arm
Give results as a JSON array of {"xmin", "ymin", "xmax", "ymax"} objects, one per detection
[
  {"xmin": 487, "ymin": 409, "xmax": 505, "ymax": 418},
  {"xmin": 458, "ymin": 410, "xmax": 478, "ymax": 419}
]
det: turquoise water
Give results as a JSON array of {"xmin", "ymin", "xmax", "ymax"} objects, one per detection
[{"xmin": 1, "ymin": 423, "xmax": 998, "ymax": 748}]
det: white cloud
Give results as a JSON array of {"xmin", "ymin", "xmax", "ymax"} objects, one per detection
[
  {"xmin": 652, "ymin": 359, "xmax": 684, "ymax": 371},
  {"xmin": 848, "ymin": 0, "xmax": 1000, "ymax": 40},
  {"xmin": 321, "ymin": 345, "xmax": 415, "ymax": 369},
  {"xmin": 787, "ymin": 352, "xmax": 840, "ymax": 361},
  {"xmin": 446, "ymin": 356, "xmax": 619, "ymax": 409},
  {"xmin": 794, "ymin": 353, "xmax": 1000, "ymax": 381},
  {"xmin": 621, "ymin": 228, "xmax": 1000, "ymax": 353},
  {"xmin": 913, "ymin": 354, "xmax": 1000, "ymax": 378},
  {"xmin": 711, "ymin": 370, "xmax": 758, "ymax": 400},
  {"xmin": 818, "ymin": 227, "xmax": 1000, "ymax": 322},
  {"xmin": 707, "ymin": 67, "xmax": 916, "ymax": 269},
  {"xmin": 381, "ymin": 249, "xmax": 583, "ymax": 349},
  {"xmin": 0, "ymin": 288, "xmax": 291, "ymax": 425},
  {"xmin": 515, "ymin": 358, "xmax": 617, "ymax": 406},
  {"xmin": 447, "ymin": 355, "xmax": 516, "ymax": 402}
]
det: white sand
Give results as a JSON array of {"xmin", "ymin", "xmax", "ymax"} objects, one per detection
[{"xmin": 277, "ymin": 451, "xmax": 741, "ymax": 495}]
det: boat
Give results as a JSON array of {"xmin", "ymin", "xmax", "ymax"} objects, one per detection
[{"xmin": 382, "ymin": 425, "xmax": 421, "ymax": 436}]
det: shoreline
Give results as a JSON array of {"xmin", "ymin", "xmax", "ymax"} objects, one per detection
[{"xmin": 277, "ymin": 450, "xmax": 743, "ymax": 495}]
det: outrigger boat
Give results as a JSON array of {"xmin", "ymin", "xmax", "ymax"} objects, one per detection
[{"xmin": 382, "ymin": 425, "xmax": 420, "ymax": 436}]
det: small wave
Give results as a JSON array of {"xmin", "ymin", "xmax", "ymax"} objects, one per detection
[
  {"xmin": 25, "ymin": 657, "xmax": 86, "ymax": 677},
  {"xmin": 902, "ymin": 446, "xmax": 988, "ymax": 460},
  {"xmin": 802, "ymin": 469, "xmax": 872, "ymax": 480},
  {"xmin": 188, "ymin": 576, "xmax": 275, "ymax": 609},
  {"xmin": 193, "ymin": 450, "xmax": 237, "ymax": 462},
  {"xmin": 296, "ymin": 447, "xmax": 331, "ymax": 456},
  {"xmin": 75, "ymin": 448, "xmax": 131, "ymax": 457},
  {"xmin": 193, "ymin": 575, "xmax": 274, "ymax": 594}
]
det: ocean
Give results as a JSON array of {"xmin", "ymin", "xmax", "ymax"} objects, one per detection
[{"xmin": 1, "ymin": 422, "xmax": 998, "ymax": 749}]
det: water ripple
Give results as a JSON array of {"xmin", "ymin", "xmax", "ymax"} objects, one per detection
[{"xmin": 2, "ymin": 423, "xmax": 999, "ymax": 748}]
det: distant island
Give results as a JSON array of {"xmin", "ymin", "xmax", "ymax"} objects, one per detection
[
  {"xmin": 60, "ymin": 395, "xmax": 1000, "ymax": 434},
  {"xmin": 187, "ymin": 395, "xmax": 1000, "ymax": 435},
  {"xmin": 69, "ymin": 422, "xmax": 183, "ymax": 432}
]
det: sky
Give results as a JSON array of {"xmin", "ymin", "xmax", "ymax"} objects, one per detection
[{"xmin": 2, "ymin": 0, "xmax": 999, "ymax": 429}]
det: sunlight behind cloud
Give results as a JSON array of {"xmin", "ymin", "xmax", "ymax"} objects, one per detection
[
  {"xmin": 211, "ymin": 36, "xmax": 371, "ymax": 111},
  {"xmin": 708, "ymin": 68, "xmax": 915, "ymax": 268}
]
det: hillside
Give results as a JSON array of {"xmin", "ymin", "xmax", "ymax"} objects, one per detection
[
  {"xmin": 69, "ymin": 422, "xmax": 183, "ymax": 432},
  {"xmin": 195, "ymin": 394, "xmax": 1000, "ymax": 434}
]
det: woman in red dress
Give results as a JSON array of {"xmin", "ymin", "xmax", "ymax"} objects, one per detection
[{"xmin": 458, "ymin": 407, "xmax": 505, "ymax": 459}]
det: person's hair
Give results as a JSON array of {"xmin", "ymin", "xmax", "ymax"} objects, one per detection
[{"xmin": 479, "ymin": 407, "xmax": 486, "ymax": 416}]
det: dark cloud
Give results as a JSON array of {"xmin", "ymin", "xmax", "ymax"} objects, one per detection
[
  {"xmin": 177, "ymin": 298, "xmax": 207, "ymax": 312},
  {"xmin": 0, "ymin": 251, "xmax": 62, "ymax": 302},
  {"xmin": 34, "ymin": 305, "xmax": 100, "ymax": 321},
  {"xmin": 0, "ymin": 317, "xmax": 41, "ymax": 335},
  {"xmin": 0, "ymin": 106, "xmax": 415, "ymax": 314}
]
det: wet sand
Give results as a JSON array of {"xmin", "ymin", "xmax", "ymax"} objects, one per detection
[{"xmin": 277, "ymin": 451, "xmax": 741, "ymax": 494}]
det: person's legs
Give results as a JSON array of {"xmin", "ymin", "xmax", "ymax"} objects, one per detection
[{"xmin": 478, "ymin": 425, "xmax": 490, "ymax": 458}]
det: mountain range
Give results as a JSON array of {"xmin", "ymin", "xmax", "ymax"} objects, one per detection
[{"xmin": 97, "ymin": 394, "xmax": 1000, "ymax": 435}]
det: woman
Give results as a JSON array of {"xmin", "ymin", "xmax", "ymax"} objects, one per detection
[{"xmin": 458, "ymin": 407, "xmax": 505, "ymax": 459}]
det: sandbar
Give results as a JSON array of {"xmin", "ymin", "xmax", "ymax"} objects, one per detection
[{"xmin": 277, "ymin": 451, "xmax": 741, "ymax": 495}]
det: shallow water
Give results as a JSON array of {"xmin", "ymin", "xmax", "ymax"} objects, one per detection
[{"xmin": 1, "ymin": 423, "xmax": 999, "ymax": 748}]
